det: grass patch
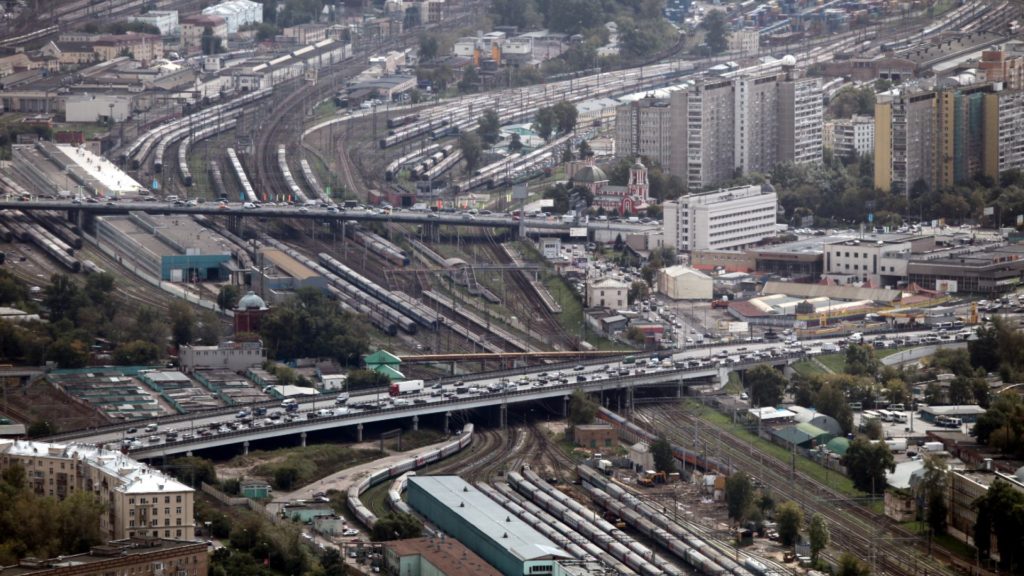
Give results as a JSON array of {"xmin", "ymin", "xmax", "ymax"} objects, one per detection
[
  {"xmin": 360, "ymin": 479, "xmax": 391, "ymax": 518},
  {"xmin": 683, "ymin": 399, "xmax": 860, "ymax": 496},
  {"xmin": 816, "ymin": 353, "xmax": 846, "ymax": 373},
  {"xmin": 243, "ymin": 444, "xmax": 383, "ymax": 490},
  {"xmin": 791, "ymin": 360, "xmax": 828, "ymax": 377},
  {"xmin": 389, "ymin": 429, "xmax": 446, "ymax": 451}
]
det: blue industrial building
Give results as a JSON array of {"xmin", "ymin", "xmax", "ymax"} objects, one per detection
[{"xmin": 407, "ymin": 476, "xmax": 571, "ymax": 576}]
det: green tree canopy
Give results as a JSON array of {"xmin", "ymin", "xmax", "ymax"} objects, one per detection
[
  {"xmin": 477, "ymin": 108, "xmax": 501, "ymax": 146},
  {"xmin": 259, "ymin": 289, "xmax": 369, "ymax": 365},
  {"xmin": 702, "ymin": 10, "xmax": 730, "ymax": 53},
  {"xmin": 371, "ymin": 512, "xmax": 423, "ymax": 541},
  {"xmin": 725, "ymin": 472, "xmax": 754, "ymax": 524},
  {"xmin": 651, "ymin": 435, "xmax": 674, "ymax": 474},
  {"xmin": 808, "ymin": 513, "xmax": 830, "ymax": 562},
  {"xmin": 460, "ymin": 131, "xmax": 483, "ymax": 173},
  {"xmin": 841, "ymin": 437, "xmax": 895, "ymax": 494},
  {"xmin": 568, "ymin": 388, "xmax": 598, "ymax": 427},
  {"xmin": 776, "ymin": 501, "xmax": 804, "ymax": 547},
  {"xmin": 746, "ymin": 364, "xmax": 786, "ymax": 407}
]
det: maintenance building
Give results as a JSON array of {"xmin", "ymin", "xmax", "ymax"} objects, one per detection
[{"xmin": 406, "ymin": 475, "xmax": 572, "ymax": 576}]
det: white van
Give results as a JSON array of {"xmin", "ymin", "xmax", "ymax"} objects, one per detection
[
  {"xmin": 280, "ymin": 398, "xmax": 298, "ymax": 408},
  {"xmin": 144, "ymin": 423, "xmax": 158, "ymax": 433}
]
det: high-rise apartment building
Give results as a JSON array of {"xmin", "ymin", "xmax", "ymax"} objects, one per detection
[
  {"xmin": 662, "ymin": 184, "xmax": 778, "ymax": 252},
  {"xmin": 827, "ymin": 115, "xmax": 875, "ymax": 158},
  {"xmin": 0, "ymin": 440, "xmax": 195, "ymax": 541},
  {"xmin": 875, "ymin": 81, "xmax": 1024, "ymax": 194},
  {"xmin": 614, "ymin": 96, "xmax": 676, "ymax": 175},
  {"xmin": 618, "ymin": 60, "xmax": 822, "ymax": 191}
]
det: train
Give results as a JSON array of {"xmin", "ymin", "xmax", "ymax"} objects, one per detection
[
  {"xmin": 347, "ymin": 226, "xmax": 410, "ymax": 266},
  {"xmin": 408, "ymin": 144, "xmax": 456, "ymax": 181},
  {"xmin": 259, "ymin": 236, "xmax": 419, "ymax": 335},
  {"xmin": 577, "ymin": 465, "xmax": 757, "ymax": 576},
  {"xmin": 378, "ymin": 119, "xmax": 450, "ymax": 149},
  {"xmin": 277, "ymin": 145, "xmax": 309, "ymax": 204},
  {"xmin": 348, "ymin": 424, "xmax": 474, "ymax": 529},
  {"xmin": 386, "ymin": 114, "xmax": 420, "ymax": 130},
  {"xmin": 29, "ymin": 212, "xmax": 83, "ymax": 250},
  {"xmin": 317, "ymin": 252, "xmax": 438, "ymax": 329},
  {"xmin": 226, "ymin": 148, "xmax": 259, "ymax": 203},
  {"xmin": 81, "ymin": 260, "xmax": 106, "ymax": 275},
  {"xmin": 383, "ymin": 143, "xmax": 440, "ymax": 181},
  {"xmin": 125, "ymin": 88, "xmax": 269, "ymax": 170},
  {"xmin": 3, "ymin": 216, "xmax": 81, "ymax": 273},
  {"xmin": 507, "ymin": 470, "xmax": 679, "ymax": 576},
  {"xmin": 209, "ymin": 161, "xmax": 228, "ymax": 200},
  {"xmin": 178, "ymin": 117, "xmax": 239, "ymax": 187},
  {"xmin": 298, "ymin": 158, "xmax": 322, "ymax": 199}
]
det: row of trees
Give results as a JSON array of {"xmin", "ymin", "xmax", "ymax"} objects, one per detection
[{"xmin": 0, "ymin": 465, "xmax": 106, "ymax": 564}]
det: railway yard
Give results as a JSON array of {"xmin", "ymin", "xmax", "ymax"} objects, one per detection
[{"xmin": 0, "ymin": 0, "xmax": 1020, "ymax": 574}]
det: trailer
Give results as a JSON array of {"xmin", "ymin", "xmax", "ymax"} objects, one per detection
[{"xmin": 389, "ymin": 379, "xmax": 424, "ymax": 396}]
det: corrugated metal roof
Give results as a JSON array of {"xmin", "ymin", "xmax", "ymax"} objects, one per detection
[{"xmin": 408, "ymin": 476, "xmax": 571, "ymax": 562}]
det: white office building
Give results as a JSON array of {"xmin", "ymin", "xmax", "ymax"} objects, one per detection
[
  {"xmin": 828, "ymin": 114, "xmax": 875, "ymax": 158},
  {"xmin": 202, "ymin": 0, "xmax": 262, "ymax": 34},
  {"xmin": 129, "ymin": 10, "xmax": 179, "ymax": 36},
  {"xmin": 663, "ymin": 183, "xmax": 778, "ymax": 252}
]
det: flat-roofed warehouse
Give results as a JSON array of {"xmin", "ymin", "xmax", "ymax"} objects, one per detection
[
  {"xmin": 96, "ymin": 213, "xmax": 236, "ymax": 281},
  {"xmin": 407, "ymin": 475, "xmax": 572, "ymax": 576},
  {"xmin": 253, "ymin": 248, "xmax": 328, "ymax": 303}
]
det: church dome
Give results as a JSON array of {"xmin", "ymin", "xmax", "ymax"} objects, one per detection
[
  {"xmin": 632, "ymin": 158, "xmax": 646, "ymax": 170},
  {"xmin": 237, "ymin": 291, "xmax": 267, "ymax": 310},
  {"xmin": 574, "ymin": 165, "xmax": 607, "ymax": 184}
]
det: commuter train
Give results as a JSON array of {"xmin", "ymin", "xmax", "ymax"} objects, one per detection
[{"xmin": 347, "ymin": 424, "xmax": 474, "ymax": 528}]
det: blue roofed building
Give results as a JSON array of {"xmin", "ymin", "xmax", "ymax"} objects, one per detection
[{"xmin": 407, "ymin": 475, "xmax": 572, "ymax": 576}]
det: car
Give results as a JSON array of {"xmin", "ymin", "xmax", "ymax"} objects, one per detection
[
  {"xmin": 126, "ymin": 427, "xmax": 138, "ymax": 434},
  {"xmin": 342, "ymin": 528, "xmax": 359, "ymax": 537},
  {"xmin": 740, "ymin": 392, "xmax": 749, "ymax": 400},
  {"xmin": 573, "ymin": 365, "xmax": 585, "ymax": 371}
]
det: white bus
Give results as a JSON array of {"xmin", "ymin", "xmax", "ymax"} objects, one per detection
[{"xmin": 893, "ymin": 412, "xmax": 908, "ymax": 424}]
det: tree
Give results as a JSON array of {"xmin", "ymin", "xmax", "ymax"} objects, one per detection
[
  {"xmin": 702, "ymin": 10, "xmax": 730, "ymax": 53},
  {"xmin": 27, "ymin": 421, "xmax": 53, "ymax": 438},
  {"xmin": 567, "ymin": 388, "xmax": 598, "ymax": 427},
  {"xmin": 808, "ymin": 513, "xmax": 830, "ymax": 562},
  {"xmin": 217, "ymin": 285, "xmax": 241, "ymax": 311},
  {"xmin": 477, "ymin": 108, "xmax": 501, "ymax": 146},
  {"xmin": 551, "ymin": 101, "xmax": 578, "ymax": 135},
  {"xmin": 862, "ymin": 418, "xmax": 883, "ymax": 440},
  {"xmin": 650, "ymin": 435, "xmax": 674, "ymax": 474},
  {"xmin": 273, "ymin": 467, "xmax": 299, "ymax": 491},
  {"xmin": 201, "ymin": 26, "xmax": 223, "ymax": 55},
  {"xmin": 167, "ymin": 456, "xmax": 218, "ymax": 487},
  {"xmin": 47, "ymin": 337, "xmax": 89, "ymax": 368},
  {"xmin": 578, "ymin": 139, "xmax": 593, "ymax": 158},
  {"xmin": 371, "ymin": 512, "xmax": 423, "ymax": 541},
  {"xmin": 457, "ymin": 65, "xmax": 479, "ymax": 94},
  {"xmin": 259, "ymin": 289, "xmax": 369, "ymax": 365},
  {"xmin": 58, "ymin": 491, "xmax": 105, "ymax": 553},
  {"xmin": 813, "ymin": 381, "xmax": 854, "ymax": 434},
  {"xmin": 841, "ymin": 437, "xmax": 895, "ymax": 494},
  {"xmin": 346, "ymin": 369, "xmax": 390, "ymax": 391},
  {"xmin": 836, "ymin": 552, "xmax": 871, "ymax": 576},
  {"xmin": 459, "ymin": 131, "xmax": 483, "ymax": 173},
  {"xmin": 44, "ymin": 274, "xmax": 83, "ymax": 323},
  {"xmin": 627, "ymin": 281, "xmax": 650, "ymax": 304},
  {"xmin": 725, "ymin": 472, "xmax": 754, "ymax": 524},
  {"xmin": 845, "ymin": 343, "xmax": 879, "ymax": 376},
  {"xmin": 561, "ymin": 145, "xmax": 575, "ymax": 163},
  {"xmin": 776, "ymin": 501, "xmax": 803, "ymax": 547},
  {"xmin": 168, "ymin": 301, "xmax": 195, "ymax": 348},
  {"xmin": 532, "ymin": 107, "xmax": 557, "ymax": 140},
  {"xmin": 418, "ymin": 34, "xmax": 439, "ymax": 61},
  {"xmin": 509, "ymin": 133, "xmax": 524, "ymax": 153},
  {"xmin": 973, "ymin": 478, "xmax": 1024, "ymax": 568},
  {"xmin": 113, "ymin": 340, "xmax": 160, "ymax": 365},
  {"xmin": 746, "ymin": 364, "xmax": 786, "ymax": 407}
]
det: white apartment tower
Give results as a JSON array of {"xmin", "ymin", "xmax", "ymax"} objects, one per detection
[{"xmin": 662, "ymin": 183, "xmax": 778, "ymax": 252}]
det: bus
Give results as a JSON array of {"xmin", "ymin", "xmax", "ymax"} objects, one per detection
[
  {"xmin": 859, "ymin": 411, "xmax": 881, "ymax": 431},
  {"xmin": 879, "ymin": 410, "xmax": 895, "ymax": 423},
  {"xmin": 893, "ymin": 412, "xmax": 908, "ymax": 424}
]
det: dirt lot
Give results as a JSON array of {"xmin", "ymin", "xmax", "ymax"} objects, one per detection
[{"xmin": 1, "ymin": 377, "xmax": 110, "ymax": 432}]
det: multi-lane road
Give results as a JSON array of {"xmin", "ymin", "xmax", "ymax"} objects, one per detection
[{"xmin": 46, "ymin": 330, "xmax": 958, "ymax": 458}]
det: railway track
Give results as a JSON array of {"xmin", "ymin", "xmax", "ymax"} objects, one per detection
[{"xmin": 639, "ymin": 403, "xmax": 961, "ymax": 576}]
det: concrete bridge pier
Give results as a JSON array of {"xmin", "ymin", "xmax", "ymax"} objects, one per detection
[
  {"xmin": 562, "ymin": 395, "xmax": 569, "ymax": 418},
  {"xmin": 300, "ymin": 431, "xmax": 307, "ymax": 447},
  {"xmin": 499, "ymin": 403, "xmax": 507, "ymax": 429},
  {"xmin": 186, "ymin": 451, "xmax": 193, "ymax": 458},
  {"xmin": 243, "ymin": 440, "xmax": 249, "ymax": 456},
  {"xmin": 357, "ymin": 422, "xmax": 363, "ymax": 442},
  {"xmin": 412, "ymin": 414, "xmax": 419, "ymax": 431},
  {"xmin": 444, "ymin": 411, "xmax": 451, "ymax": 435}
]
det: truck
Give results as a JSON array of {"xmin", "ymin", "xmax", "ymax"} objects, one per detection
[
  {"xmin": 597, "ymin": 459, "xmax": 613, "ymax": 475},
  {"xmin": 884, "ymin": 438, "xmax": 907, "ymax": 453},
  {"xmin": 711, "ymin": 299, "xmax": 730, "ymax": 309},
  {"xmin": 389, "ymin": 379, "xmax": 424, "ymax": 396},
  {"xmin": 922, "ymin": 441, "xmax": 945, "ymax": 453}
]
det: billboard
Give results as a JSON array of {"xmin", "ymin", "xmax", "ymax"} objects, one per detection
[
  {"xmin": 569, "ymin": 227, "xmax": 588, "ymax": 238},
  {"xmin": 728, "ymin": 321, "xmax": 749, "ymax": 333},
  {"xmin": 984, "ymin": 206, "xmax": 995, "ymax": 216},
  {"xmin": 935, "ymin": 279, "xmax": 958, "ymax": 293},
  {"xmin": 539, "ymin": 198, "xmax": 555, "ymax": 208}
]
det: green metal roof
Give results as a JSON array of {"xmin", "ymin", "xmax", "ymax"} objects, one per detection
[
  {"xmin": 374, "ymin": 364, "xmax": 405, "ymax": 380},
  {"xmin": 825, "ymin": 437, "xmax": 850, "ymax": 455},
  {"xmin": 364, "ymin": 349, "xmax": 401, "ymax": 367}
]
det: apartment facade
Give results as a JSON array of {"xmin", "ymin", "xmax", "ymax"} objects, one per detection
[
  {"xmin": 828, "ymin": 115, "xmax": 874, "ymax": 158},
  {"xmin": 0, "ymin": 440, "xmax": 195, "ymax": 541},
  {"xmin": 875, "ymin": 81, "xmax": 1024, "ymax": 194},
  {"xmin": 614, "ymin": 96, "xmax": 675, "ymax": 174},
  {"xmin": 587, "ymin": 278, "xmax": 628, "ymax": 310},
  {"xmin": 660, "ymin": 64, "xmax": 822, "ymax": 191},
  {"xmin": 663, "ymin": 184, "xmax": 778, "ymax": 252},
  {"xmin": 180, "ymin": 14, "xmax": 228, "ymax": 55}
]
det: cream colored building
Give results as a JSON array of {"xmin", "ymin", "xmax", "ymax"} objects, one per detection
[
  {"xmin": 0, "ymin": 440, "xmax": 194, "ymax": 541},
  {"xmin": 180, "ymin": 14, "xmax": 228, "ymax": 55},
  {"xmin": 657, "ymin": 265, "xmax": 713, "ymax": 300},
  {"xmin": 587, "ymin": 277, "xmax": 628, "ymax": 310}
]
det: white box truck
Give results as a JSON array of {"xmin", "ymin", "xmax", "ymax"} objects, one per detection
[{"xmin": 389, "ymin": 379, "xmax": 424, "ymax": 396}]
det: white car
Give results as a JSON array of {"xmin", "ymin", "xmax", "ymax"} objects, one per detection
[{"xmin": 341, "ymin": 528, "xmax": 359, "ymax": 537}]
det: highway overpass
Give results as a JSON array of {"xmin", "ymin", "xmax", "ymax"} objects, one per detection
[{"xmin": 46, "ymin": 353, "xmax": 795, "ymax": 460}]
